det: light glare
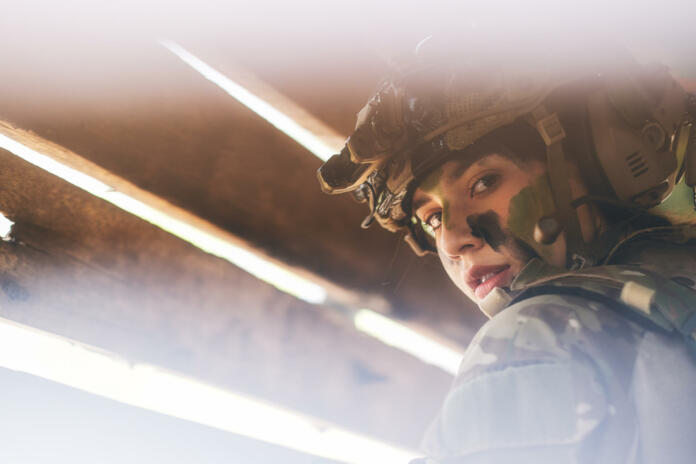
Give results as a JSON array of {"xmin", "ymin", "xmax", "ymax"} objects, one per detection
[
  {"xmin": 156, "ymin": 41, "xmax": 465, "ymax": 372},
  {"xmin": 0, "ymin": 130, "xmax": 461, "ymax": 373},
  {"xmin": 161, "ymin": 40, "xmax": 338, "ymax": 162},
  {"xmin": 0, "ymin": 134, "xmax": 111, "ymax": 194},
  {"xmin": 0, "ymin": 103, "xmax": 463, "ymax": 374},
  {"xmin": 0, "ymin": 213, "xmax": 14, "ymax": 240},
  {"xmin": 0, "ymin": 133, "xmax": 326, "ymax": 304},
  {"xmin": 0, "ymin": 317, "xmax": 418, "ymax": 464},
  {"xmin": 354, "ymin": 309, "xmax": 461, "ymax": 375}
]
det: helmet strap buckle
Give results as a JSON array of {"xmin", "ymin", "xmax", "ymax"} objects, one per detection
[{"xmin": 530, "ymin": 105, "xmax": 587, "ymax": 267}]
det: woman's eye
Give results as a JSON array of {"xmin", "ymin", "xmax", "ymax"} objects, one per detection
[
  {"xmin": 426, "ymin": 212, "xmax": 442, "ymax": 230},
  {"xmin": 470, "ymin": 173, "xmax": 500, "ymax": 197},
  {"xmin": 418, "ymin": 211, "xmax": 442, "ymax": 239}
]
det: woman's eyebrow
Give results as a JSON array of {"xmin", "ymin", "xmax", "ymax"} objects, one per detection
[
  {"xmin": 411, "ymin": 156, "xmax": 495, "ymax": 214},
  {"xmin": 445, "ymin": 162, "xmax": 471, "ymax": 184},
  {"xmin": 445, "ymin": 156, "xmax": 494, "ymax": 183}
]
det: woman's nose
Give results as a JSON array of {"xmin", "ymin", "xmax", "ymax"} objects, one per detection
[{"xmin": 438, "ymin": 217, "xmax": 484, "ymax": 259}]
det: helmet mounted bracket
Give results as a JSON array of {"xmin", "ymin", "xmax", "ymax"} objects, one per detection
[{"xmin": 530, "ymin": 106, "xmax": 589, "ymax": 268}]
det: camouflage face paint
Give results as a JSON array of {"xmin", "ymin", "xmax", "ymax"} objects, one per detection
[
  {"xmin": 466, "ymin": 211, "xmax": 507, "ymax": 251},
  {"xmin": 466, "ymin": 210, "xmax": 539, "ymax": 263},
  {"xmin": 506, "ymin": 174, "xmax": 558, "ymax": 262},
  {"xmin": 442, "ymin": 199, "xmax": 451, "ymax": 230},
  {"xmin": 415, "ymin": 166, "xmax": 452, "ymax": 234},
  {"xmin": 418, "ymin": 166, "xmax": 443, "ymax": 193}
]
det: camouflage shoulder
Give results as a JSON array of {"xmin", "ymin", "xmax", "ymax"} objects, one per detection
[
  {"xmin": 421, "ymin": 292, "xmax": 637, "ymax": 462},
  {"xmin": 509, "ymin": 260, "xmax": 696, "ymax": 358},
  {"xmin": 455, "ymin": 291, "xmax": 642, "ymax": 383}
]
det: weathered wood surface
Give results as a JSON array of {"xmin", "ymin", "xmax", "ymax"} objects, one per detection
[
  {"xmin": 0, "ymin": 147, "xmax": 451, "ymax": 448},
  {"xmin": 0, "ymin": 36, "xmax": 484, "ymax": 346},
  {"xmin": 0, "ymin": 368, "xmax": 342, "ymax": 464}
]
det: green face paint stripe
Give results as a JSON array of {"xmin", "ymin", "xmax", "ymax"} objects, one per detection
[
  {"xmin": 442, "ymin": 198, "xmax": 451, "ymax": 230},
  {"xmin": 415, "ymin": 166, "xmax": 456, "ymax": 233},
  {"xmin": 507, "ymin": 174, "xmax": 558, "ymax": 262},
  {"xmin": 419, "ymin": 166, "xmax": 444, "ymax": 193},
  {"xmin": 467, "ymin": 211, "xmax": 507, "ymax": 250}
]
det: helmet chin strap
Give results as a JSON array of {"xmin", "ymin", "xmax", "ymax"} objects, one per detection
[{"xmin": 529, "ymin": 106, "xmax": 589, "ymax": 269}]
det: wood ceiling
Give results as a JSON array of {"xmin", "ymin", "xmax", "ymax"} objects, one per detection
[{"xmin": 0, "ymin": 3, "xmax": 693, "ymax": 462}]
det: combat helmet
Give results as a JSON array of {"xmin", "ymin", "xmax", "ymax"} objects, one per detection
[{"xmin": 317, "ymin": 40, "xmax": 696, "ymax": 268}]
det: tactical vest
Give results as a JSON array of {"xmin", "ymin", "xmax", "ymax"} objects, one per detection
[{"xmin": 500, "ymin": 225, "xmax": 696, "ymax": 358}]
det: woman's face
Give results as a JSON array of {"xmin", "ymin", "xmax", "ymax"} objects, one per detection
[{"xmin": 411, "ymin": 153, "xmax": 566, "ymax": 305}]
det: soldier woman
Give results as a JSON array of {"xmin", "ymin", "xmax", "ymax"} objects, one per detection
[{"xmin": 318, "ymin": 45, "xmax": 696, "ymax": 463}]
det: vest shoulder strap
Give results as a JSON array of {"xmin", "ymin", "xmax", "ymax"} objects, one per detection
[{"xmin": 514, "ymin": 263, "xmax": 696, "ymax": 358}]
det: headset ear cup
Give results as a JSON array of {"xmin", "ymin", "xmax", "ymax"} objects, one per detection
[
  {"xmin": 683, "ymin": 95, "xmax": 696, "ymax": 187},
  {"xmin": 685, "ymin": 125, "xmax": 696, "ymax": 188}
]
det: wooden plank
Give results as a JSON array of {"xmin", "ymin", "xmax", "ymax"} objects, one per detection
[
  {"xmin": 0, "ymin": 146, "xmax": 451, "ymax": 448},
  {"xmin": 0, "ymin": 119, "xmax": 380, "ymax": 309},
  {"xmin": 0, "ymin": 36, "xmax": 483, "ymax": 347}
]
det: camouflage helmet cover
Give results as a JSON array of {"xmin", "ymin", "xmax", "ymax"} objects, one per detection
[{"xmin": 317, "ymin": 63, "xmax": 557, "ymax": 252}]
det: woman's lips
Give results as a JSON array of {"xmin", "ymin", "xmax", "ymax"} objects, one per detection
[{"xmin": 473, "ymin": 265, "xmax": 511, "ymax": 300}]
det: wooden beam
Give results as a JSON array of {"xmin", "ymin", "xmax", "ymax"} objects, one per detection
[
  {"xmin": 0, "ymin": 145, "xmax": 451, "ymax": 447},
  {"xmin": 0, "ymin": 36, "xmax": 482, "ymax": 355},
  {"xmin": 0, "ymin": 119, "xmax": 383, "ymax": 309}
]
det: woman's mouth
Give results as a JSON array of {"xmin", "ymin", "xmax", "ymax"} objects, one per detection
[{"xmin": 471, "ymin": 265, "xmax": 511, "ymax": 300}]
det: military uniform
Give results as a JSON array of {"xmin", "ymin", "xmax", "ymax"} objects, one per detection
[
  {"xmin": 419, "ymin": 227, "xmax": 696, "ymax": 464},
  {"xmin": 315, "ymin": 44, "xmax": 696, "ymax": 464}
]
